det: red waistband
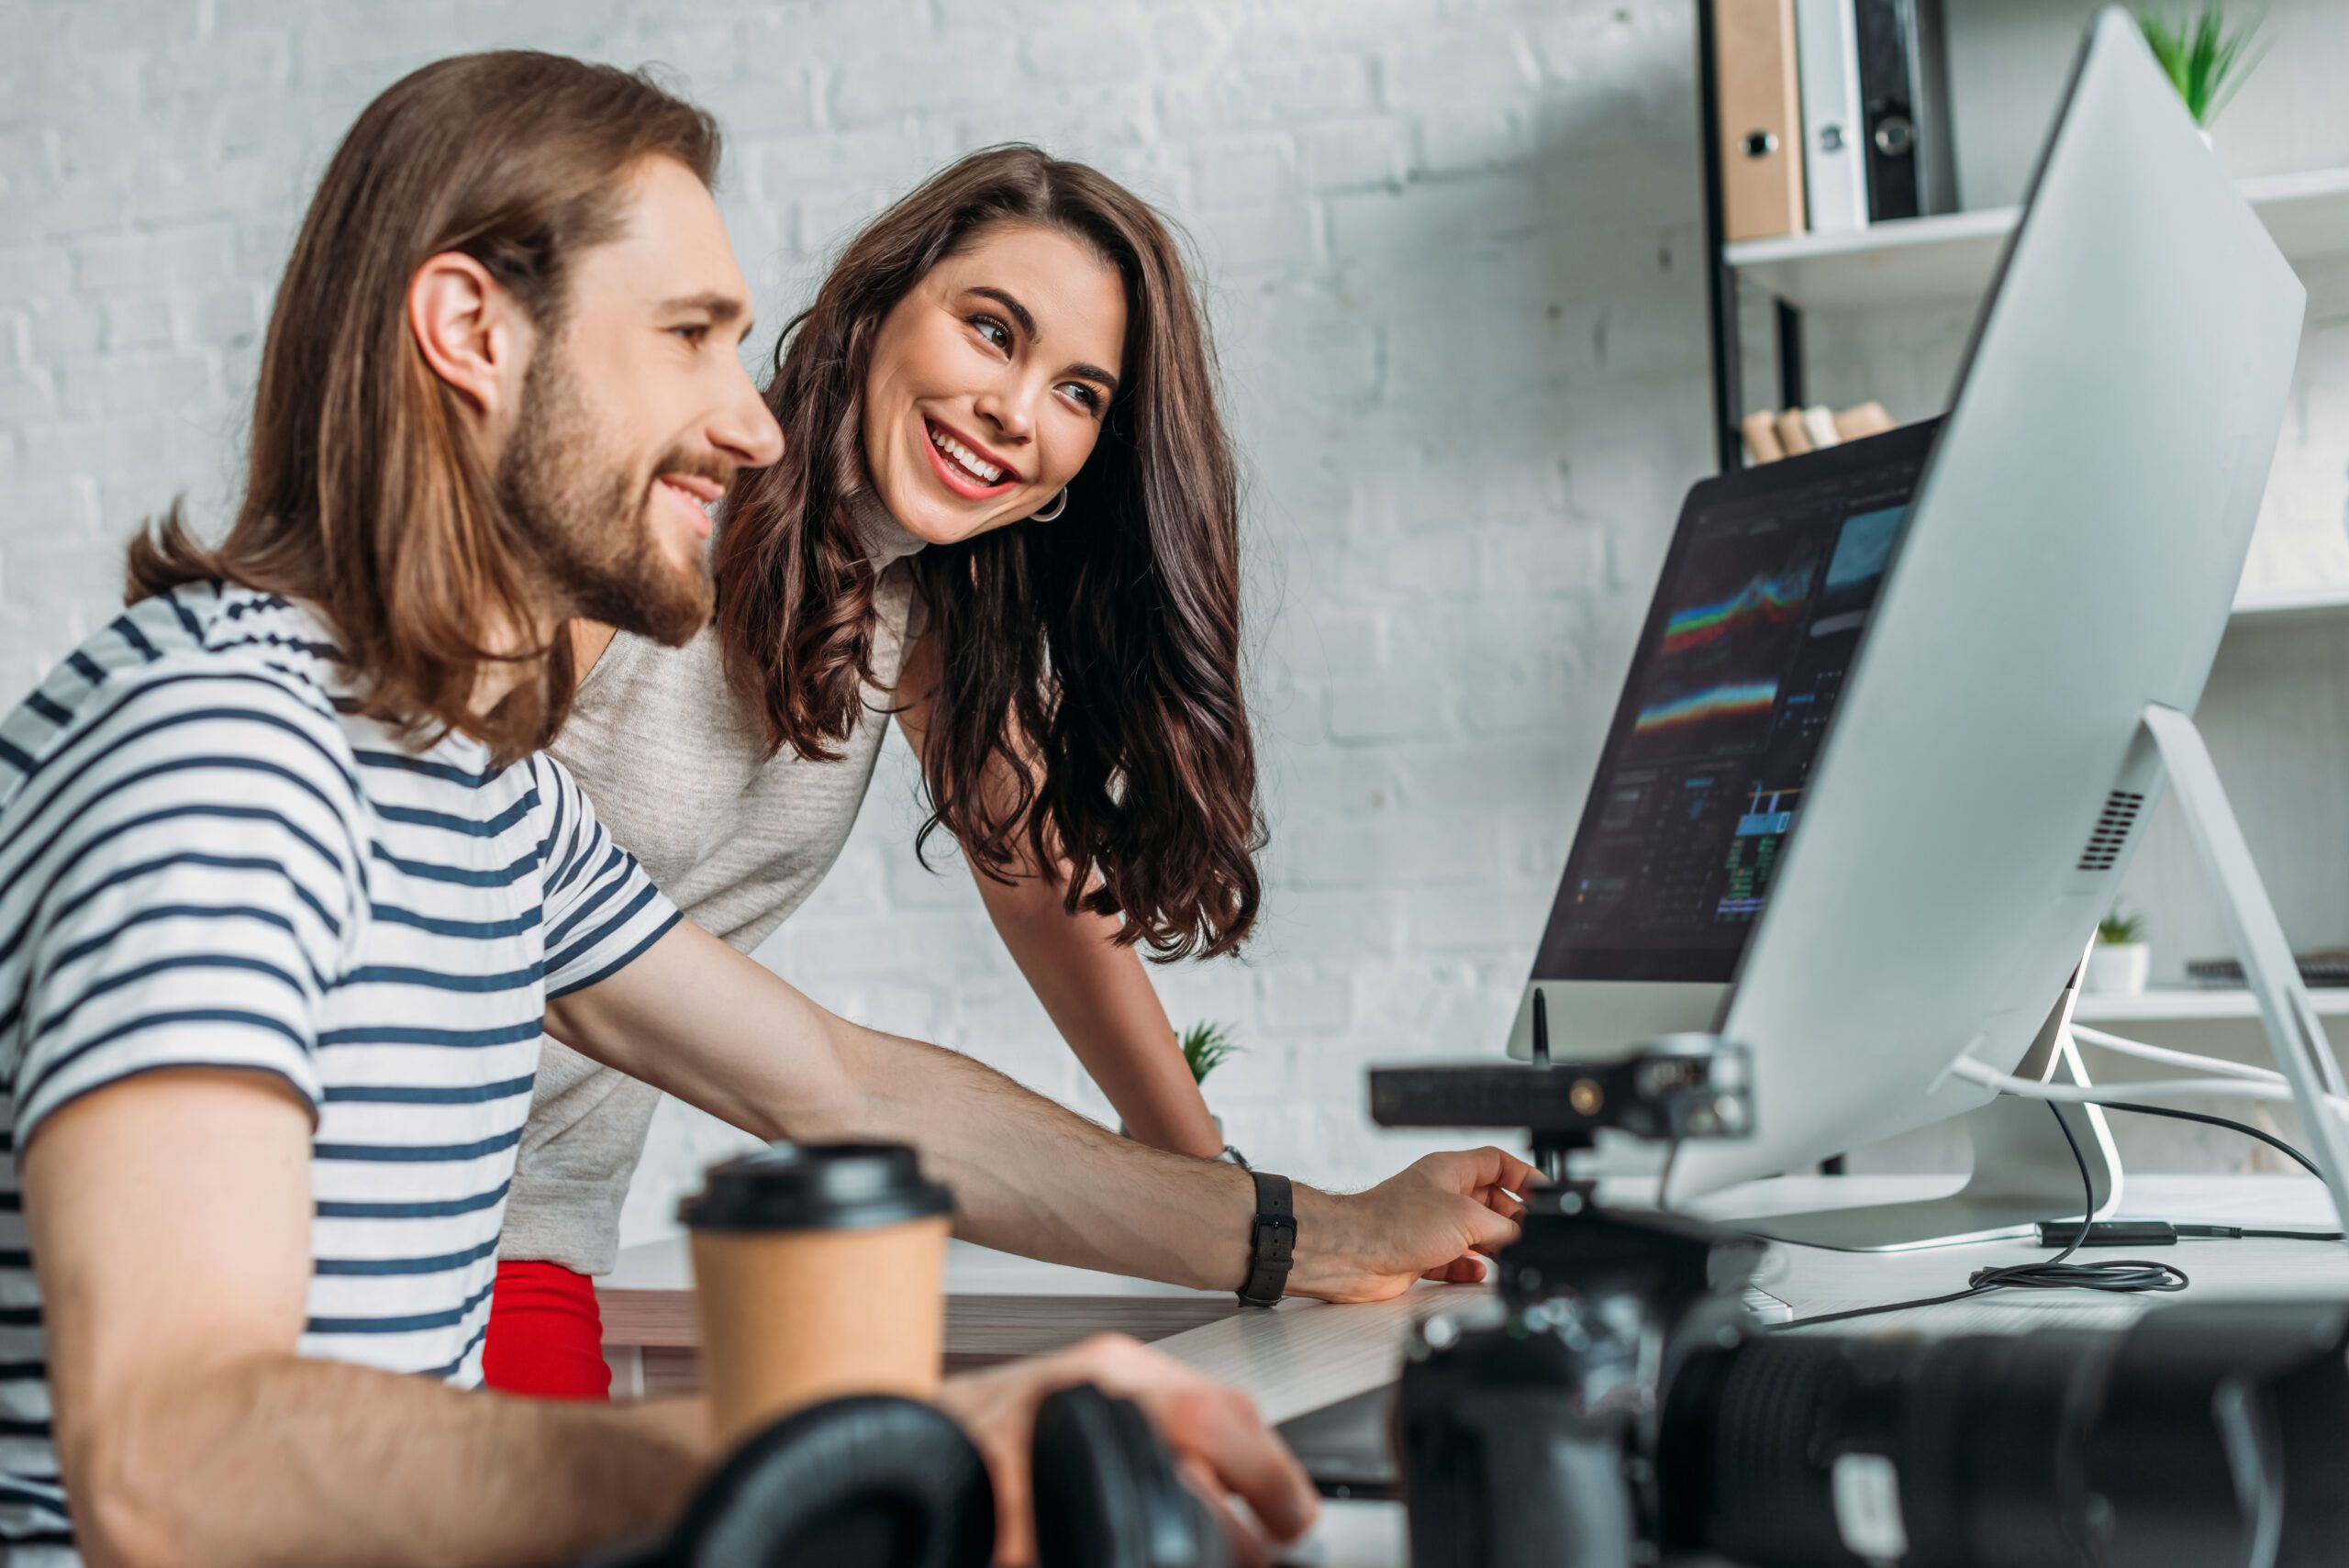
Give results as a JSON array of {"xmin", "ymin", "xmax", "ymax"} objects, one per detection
[{"xmin": 483, "ymin": 1258, "xmax": 610, "ymax": 1401}]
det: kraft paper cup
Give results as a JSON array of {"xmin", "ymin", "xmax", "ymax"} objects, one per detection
[{"xmin": 680, "ymin": 1142, "xmax": 954, "ymax": 1451}]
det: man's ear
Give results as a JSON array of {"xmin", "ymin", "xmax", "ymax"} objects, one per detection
[{"xmin": 406, "ymin": 251, "xmax": 529, "ymax": 418}]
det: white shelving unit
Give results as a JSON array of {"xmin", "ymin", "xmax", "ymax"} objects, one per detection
[
  {"xmin": 1724, "ymin": 167, "xmax": 2349, "ymax": 627},
  {"xmin": 1727, "ymin": 166, "xmax": 2349, "ymax": 311},
  {"xmin": 2228, "ymin": 581, "xmax": 2349, "ymax": 624},
  {"xmin": 2075, "ymin": 988, "xmax": 2349, "ymax": 1026}
]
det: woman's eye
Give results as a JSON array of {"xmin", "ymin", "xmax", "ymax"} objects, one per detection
[
  {"xmin": 1060, "ymin": 383, "xmax": 1101, "ymax": 412},
  {"xmin": 971, "ymin": 316, "xmax": 1011, "ymax": 351}
]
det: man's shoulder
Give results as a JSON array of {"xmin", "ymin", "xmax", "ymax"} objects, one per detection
[{"xmin": 0, "ymin": 588, "xmax": 365, "ymax": 821}]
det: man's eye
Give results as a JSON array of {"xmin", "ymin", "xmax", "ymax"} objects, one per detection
[
  {"xmin": 972, "ymin": 316, "xmax": 1011, "ymax": 350},
  {"xmin": 671, "ymin": 324, "xmax": 710, "ymax": 347}
]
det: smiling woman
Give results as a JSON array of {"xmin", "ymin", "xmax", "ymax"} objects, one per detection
[
  {"xmin": 861, "ymin": 225, "xmax": 1129, "ymax": 539},
  {"xmin": 484, "ymin": 146, "xmax": 1264, "ymax": 1399}
]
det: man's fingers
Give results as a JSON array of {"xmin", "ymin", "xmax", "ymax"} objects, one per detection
[
  {"xmin": 1454, "ymin": 1191, "xmax": 1523, "ymax": 1254},
  {"xmin": 1471, "ymin": 1184, "xmax": 1529, "ymax": 1223},
  {"xmin": 985, "ymin": 1450, "xmax": 1033, "ymax": 1567},
  {"xmin": 1179, "ymin": 1454, "xmax": 1275, "ymax": 1568},
  {"xmin": 1421, "ymin": 1252, "xmax": 1488, "ymax": 1284},
  {"xmin": 1181, "ymin": 1390, "xmax": 1319, "ymax": 1545},
  {"xmin": 1473, "ymin": 1144, "xmax": 1548, "ymax": 1194}
]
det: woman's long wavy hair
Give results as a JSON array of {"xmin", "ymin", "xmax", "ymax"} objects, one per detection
[
  {"xmin": 716, "ymin": 146, "xmax": 1263, "ymax": 961},
  {"xmin": 125, "ymin": 52, "xmax": 720, "ymax": 762}
]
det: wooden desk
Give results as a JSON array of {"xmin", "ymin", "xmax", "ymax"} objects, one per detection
[
  {"xmin": 602, "ymin": 1174, "xmax": 2349, "ymax": 1566},
  {"xmin": 598, "ymin": 1236, "xmax": 1242, "ymax": 1397}
]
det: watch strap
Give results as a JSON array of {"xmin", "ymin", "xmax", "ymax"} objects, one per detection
[{"xmin": 1236, "ymin": 1170, "xmax": 1296, "ymax": 1307}]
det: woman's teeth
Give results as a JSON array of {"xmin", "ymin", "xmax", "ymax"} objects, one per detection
[{"xmin": 930, "ymin": 427, "xmax": 1004, "ymax": 485}]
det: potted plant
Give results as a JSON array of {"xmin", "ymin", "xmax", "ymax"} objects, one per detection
[
  {"xmin": 2138, "ymin": 5, "xmax": 2265, "ymax": 139},
  {"xmin": 2085, "ymin": 910, "xmax": 2152, "ymax": 995},
  {"xmin": 1180, "ymin": 1020, "xmax": 1242, "ymax": 1090}
]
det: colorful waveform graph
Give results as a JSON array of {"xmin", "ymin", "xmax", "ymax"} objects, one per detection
[
  {"xmin": 1658, "ymin": 562, "xmax": 1815, "ymax": 656},
  {"xmin": 1631, "ymin": 680, "xmax": 1779, "ymax": 738}
]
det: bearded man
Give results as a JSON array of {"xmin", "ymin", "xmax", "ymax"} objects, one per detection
[{"xmin": 0, "ymin": 51, "xmax": 1533, "ymax": 1568}]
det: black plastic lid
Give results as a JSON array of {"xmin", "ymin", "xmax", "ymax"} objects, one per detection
[{"xmin": 677, "ymin": 1142, "xmax": 953, "ymax": 1232}]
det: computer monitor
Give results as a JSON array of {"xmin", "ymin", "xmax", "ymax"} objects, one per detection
[
  {"xmin": 1503, "ymin": 422, "xmax": 1937, "ymax": 1061},
  {"xmin": 1508, "ymin": 8, "xmax": 2305, "ymax": 1246}
]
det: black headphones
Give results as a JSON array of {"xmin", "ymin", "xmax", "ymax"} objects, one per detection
[{"xmin": 596, "ymin": 1384, "xmax": 1227, "ymax": 1568}]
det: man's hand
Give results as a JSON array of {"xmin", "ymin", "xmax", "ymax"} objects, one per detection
[
  {"xmin": 1289, "ymin": 1147, "xmax": 1542, "ymax": 1303},
  {"xmin": 936, "ymin": 1335, "xmax": 1318, "ymax": 1568}
]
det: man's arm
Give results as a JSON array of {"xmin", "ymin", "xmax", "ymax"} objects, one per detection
[
  {"xmin": 546, "ymin": 921, "xmax": 1534, "ymax": 1299},
  {"xmin": 28, "ymin": 1069, "xmax": 707, "ymax": 1568},
  {"xmin": 895, "ymin": 636, "xmax": 1224, "ymax": 1161}
]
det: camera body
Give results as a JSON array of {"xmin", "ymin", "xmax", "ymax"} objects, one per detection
[
  {"xmin": 1373, "ymin": 1038, "xmax": 1764, "ymax": 1568},
  {"xmin": 1396, "ymin": 1204, "xmax": 1765, "ymax": 1568}
]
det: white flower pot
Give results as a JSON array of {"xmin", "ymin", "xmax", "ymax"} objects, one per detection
[{"xmin": 2083, "ymin": 942, "xmax": 2151, "ymax": 995}]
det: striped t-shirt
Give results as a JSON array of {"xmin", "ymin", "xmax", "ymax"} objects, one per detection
[{"xmin": 0, "ymin": 582, "xmax": 680, "ymax": 1559}]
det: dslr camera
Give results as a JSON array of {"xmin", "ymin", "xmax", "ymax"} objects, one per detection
[{"xmin": 1372, "ymin": 1040, "xmax": 2349, "ymax": 1568}]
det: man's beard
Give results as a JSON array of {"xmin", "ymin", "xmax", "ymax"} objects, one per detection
[{"xmin": 496, "ymin": 348, "xmax": 715, "ymax": 649}]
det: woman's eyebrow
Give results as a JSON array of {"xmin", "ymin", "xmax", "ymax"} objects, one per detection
[
  {"xmin": 969, "ymin": 284, "xmax": 1120, "ymax": 397},
  {"xmin": 969, "ymin": 285, "xmax": 1039, "ymax": 338}
]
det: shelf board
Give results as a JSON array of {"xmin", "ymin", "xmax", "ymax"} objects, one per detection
[
  {"xmin": 1727, "ymin": 167, "xmax": 2349, "ymax": 311},
  {"xmin": 2074, "ymin": 987, "xmax": 2349, "ymax": 1024},
  {"xmin": 2230, "ymin": 582, "xmax": 2349, "ymax": 625}
]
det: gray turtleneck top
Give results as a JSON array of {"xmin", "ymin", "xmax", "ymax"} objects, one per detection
[{"xmin": 502, "ymin": 498, "xmax": 929, "ymax": 1274}]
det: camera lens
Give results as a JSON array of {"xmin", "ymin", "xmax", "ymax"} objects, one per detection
[{"xmin": 1656, "ymin": 1303, "xmax": 2349, "ymax": 1568}]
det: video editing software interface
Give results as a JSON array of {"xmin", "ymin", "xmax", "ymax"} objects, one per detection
[{"xmin": 1534, "ymin": 423, "xmax": 1937, "ymax": 984}]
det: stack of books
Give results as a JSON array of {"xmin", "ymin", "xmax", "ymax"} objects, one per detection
[
  {"xmin": 2186, "ymin": 952, "xmax": 2349, "ymax": 990},
  {"xmin": 1740, "ymin": 400, "xmax": 1895, "ymax": 463},
  {"xmin": 1712, "ymin": 0, "xmax": 1960, "ymax": 245}
]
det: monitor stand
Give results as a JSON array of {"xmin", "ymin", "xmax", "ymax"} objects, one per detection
[
  {"xmin": 1727, "ymin": 984, "xmax": 2124, "ymax": 1252},
  {"xmin": 1730, "ymin": 701, "xmax": 2349, "ymax": 1251}
]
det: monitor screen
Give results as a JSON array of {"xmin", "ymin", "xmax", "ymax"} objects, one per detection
[{"xmin": 1532, "ymin": 420, "xmax": 1940, "ymax": 984}]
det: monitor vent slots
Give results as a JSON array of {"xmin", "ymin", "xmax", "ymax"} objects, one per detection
[{"xmin": 2076, "ymin": 791, "xmax": 2145, "ymax": 872}]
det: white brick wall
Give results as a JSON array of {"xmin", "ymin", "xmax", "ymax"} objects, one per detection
[
  {"xmin": 19, "ymin": 1, "xmax": 2342, "ymax": 1242},
  {"xmin": 5, "ymin": 0, "xmax": 1706, "ymax": 1248}
]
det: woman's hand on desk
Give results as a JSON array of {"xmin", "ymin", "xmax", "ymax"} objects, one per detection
[
  {"xmin": 938, "ymin": 1333, "xmax": 1317, "ymax": 1568},
  {"xmin": 1291, "ymin": 1147, "xmax": 1541, "ymax": 1303}
]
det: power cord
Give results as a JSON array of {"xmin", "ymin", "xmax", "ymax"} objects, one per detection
[
  {"xmin": 1772, "ymin": 1095, "xmax": 2349, "ymax": 1329},
  {"xmin": 1773, "ymin": 1104, "xmax": 2187, "ymax": 1330},
  {"xmin": 2078, "ymin": 1100, "xmax": 2341, "ymax": 1240}
]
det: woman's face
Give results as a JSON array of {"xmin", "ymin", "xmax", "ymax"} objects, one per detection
[{"xmin": 862, "ymin": 222, "xmax": 1128, "ymax": 547}]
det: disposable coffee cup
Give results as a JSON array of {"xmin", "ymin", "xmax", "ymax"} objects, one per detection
[{"xmin": 680, "ymin": 1142, "xmax": 954, "ymax": 1450}]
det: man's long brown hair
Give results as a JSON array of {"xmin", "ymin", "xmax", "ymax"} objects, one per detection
[
  {"xmin": 126, "ymin": 52, "xmax": 719, "ymax": 762},
  {"xmin": 718, "ymin": 146, "xmax": 1264, "ymax": 962}
]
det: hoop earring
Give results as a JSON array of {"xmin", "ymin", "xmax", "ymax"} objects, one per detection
[{"xmin": 1030, "ymin": 488, "xmax": 1069, "ymax": 523}]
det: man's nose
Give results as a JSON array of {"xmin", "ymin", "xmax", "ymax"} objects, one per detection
[{"xmin": 714, "ymin": 371, "xmax": 785, "ymax": 470}]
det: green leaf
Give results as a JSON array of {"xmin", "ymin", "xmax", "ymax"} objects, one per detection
[
  {"xmin": 2138, "ymin": 4, "xmax": 2265, "ymax": 126},
  {"xmin": 1180, "ymin": 1021, "xmax": 1242, "ymax": 1085}
]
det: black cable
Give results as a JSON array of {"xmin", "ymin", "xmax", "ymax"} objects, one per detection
[
  {"xmin": 1773, "ymin": 1104, "xmax": 2188, "ymax": 1330},
  {"xmin": 1657, "ymin": 1137, "xmax": 1684, "ymax": 1214},
  {"xmin": 2095, "ymin": 1099, "xmax": 2323, "ymax": 1182}
]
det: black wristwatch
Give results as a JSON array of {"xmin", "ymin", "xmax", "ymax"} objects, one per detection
[{"xmin": 1236, "ymin": 1170, "xmax": 1296, "ymax": 1307}]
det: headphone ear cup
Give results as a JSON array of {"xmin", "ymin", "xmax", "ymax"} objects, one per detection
[
  {"xmin": 1030, "ymin": 1384, "xmax": 1229, "ymax": 1568},
  {"xmin": 668, "ymin": 1395, "xmax": 995, "ymax": 1568}
]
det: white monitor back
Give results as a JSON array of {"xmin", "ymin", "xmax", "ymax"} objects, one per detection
[{"xmin": 1672, "ymin": 9, "xmax": 2305, "ymax": 1197}]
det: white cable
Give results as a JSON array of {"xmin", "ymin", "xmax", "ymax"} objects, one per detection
[
  {"xmin": 1949, "ymin": 1055, "xmax": 2349, "ymax": 1119},
  {"xmin": 2067, "ymin": 1024, "xmax": 2291, "ymax": 1088}
]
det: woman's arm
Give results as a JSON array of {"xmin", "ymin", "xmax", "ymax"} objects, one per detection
[
  {"xmin": 973, "ymin": 869, "xmax": 1225, "ymax": 1157},
  {"xmin": 894, "ymin": 633, "xmax": 1224, "ymax": 1160}
]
